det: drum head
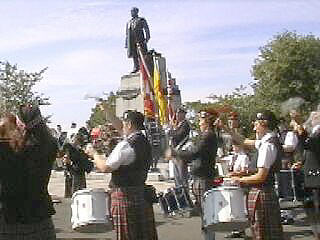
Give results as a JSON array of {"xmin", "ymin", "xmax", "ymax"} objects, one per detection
[
  {"xmin": 73, "ymin": 188, "xmax": 106, "ymax": 195},
  {"xmin": 213, "ymin": 186, "xmax": 240, "ymax": 191}
]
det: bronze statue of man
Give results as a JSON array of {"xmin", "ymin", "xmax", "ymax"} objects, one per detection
[{"xmin": 125, "ymin": 7, "xmax": 150, "ymax": 74}]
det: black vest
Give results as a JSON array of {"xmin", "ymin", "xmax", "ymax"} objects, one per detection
[
  {"xmin": 110, "ymin": 131, "xmax": 152, "ymax": 187},
  {"xmin": 0, "ymin": 137, "xmax": 57, "ymax": 224},
  {"xmin": 261, "ymin": 136, "xmax": 282, "ymax": 188}
]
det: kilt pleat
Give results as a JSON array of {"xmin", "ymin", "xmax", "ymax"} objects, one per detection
[
  {"xmin": 111, "ymin": 187, "xmax": 158, "ymax": 240},
  {"xmin": 247, "ymin": 187, "xmax": 283, "ymax": 240},
  {"xmin": 0, "ymin": 216, "xmax": 56, "ymax": 240}
]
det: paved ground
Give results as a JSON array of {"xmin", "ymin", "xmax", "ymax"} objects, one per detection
[{"xmin": 49, "ymin": 169, "xmax": 316, "ymax": 240}]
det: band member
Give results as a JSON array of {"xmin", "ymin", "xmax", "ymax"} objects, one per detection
[
  {"xmin": 168, "ymin": 107, "xmax": 191, "ymax": 188},
  {"xmin": 227, "ymin": 142, "xmax": 250, "ymax": 177},
  {"xmin": 0, "ymin": 105, "xmax": 57, "ymax": 239},
  {"xmin": 278, "ymin": 117, "xmax": 299, "ymax": 169},
  {"xmin": 58, "ymin": 141, "xmax": 93, "ymax": 197},
  {"xmin": 95, "ymin": 109, "xmax": 158, "ymax": 240},
  {"xmin": 232, "ymin": 110, "xmax": 283, "ymax": 240},
  {"xmin": 301, "ymin": 110, "xmax": 320, "ymax": 240},
  {"xmin": 166, "ymin": 109, "xmax": 218, "ymax": 240}
]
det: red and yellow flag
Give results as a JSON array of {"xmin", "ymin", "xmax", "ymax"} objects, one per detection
[
  {"xmin": 153, "ymin": 59, "xmax": 168, "ymax": 124},
  {"xmin": 138, "ymin": 48, "xmax": 155, "ymax": 118}
]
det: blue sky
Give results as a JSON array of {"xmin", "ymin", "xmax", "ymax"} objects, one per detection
[{"xmin": 1, "ymin": 0, "xmax": 320, "ymax": 130}]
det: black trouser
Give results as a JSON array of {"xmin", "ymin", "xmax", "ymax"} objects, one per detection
[{"xmin": 64, "ymin": 171, "xmax": 86, "ymax": 198}]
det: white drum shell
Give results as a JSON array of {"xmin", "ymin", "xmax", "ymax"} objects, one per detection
[
  {"xmin": 168, "ymin": 160, "xmax": 175, "ymax": 179},
  {"xmin": 71, "ymin": 188, "xmax": 111, "ymax": 231},
  {"xmin": 202, "ymin": 186, "xmax": 249, "ymax": 231}
]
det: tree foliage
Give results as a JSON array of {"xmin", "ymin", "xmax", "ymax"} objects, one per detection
[
  {"xmin": 186, "ymin": 31, "xmax": 320, "ymax": 136},
  {"xmin": 252, "ymin": 31, "xmax": 320, "ymax": 114},
  {"xmin": 86, "ymin": 92, "xmax": 117, "ymax": 129},
  {"xmin": 0, "ymin": 61, "xmax": 49, "ymax": 115}
]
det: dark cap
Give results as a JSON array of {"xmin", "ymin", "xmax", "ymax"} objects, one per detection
[
  {"xmin": 176, "ymin": 106, "xmax": 187, "ymax": 114},
  {"xmin": 255, "ymin": 110, "xmax": 278, "ymax": 130},
  {"xmin": 123, "ymin": 110, "xmax": 145, "ymax": 130}
]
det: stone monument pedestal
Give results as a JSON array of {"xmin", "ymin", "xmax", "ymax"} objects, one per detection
[{"xmin": 115, "ymin": 72, "xmax": 144, "ymax": 118}]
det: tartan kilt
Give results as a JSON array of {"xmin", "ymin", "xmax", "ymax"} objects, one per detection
[
  {"xmin": 0, "ymin": 216, "xmax": 56, "ymax": 240},
  {"xmin": 111, "ymin": 186, "xmax": 158, "ymax": 240},
  {"xmin": 247, "ymin": 187, "xmax": 283, "ymax": 240}
]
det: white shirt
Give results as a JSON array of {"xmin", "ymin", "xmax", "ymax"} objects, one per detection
[
  {"xmin": 312, "ymin": 124, "xmax": 320, "ymax": 134},
  {"xmin": 233, "ymin": 153, "xmax": 250, "ymax": 172},
  {"xmin": 66, "ymin": 127, "xmax": 79, "ymax": 143},
  {"xmin": 284, "ymin": 131, "xmax": 299, "ymax": 149},
  {"xmin": 255, "ymin": 132, "xmax": 278, "ymax": 169},
  {"xmin": 106, "ymin": 132, "xmax": 137, "ymax": 170}
]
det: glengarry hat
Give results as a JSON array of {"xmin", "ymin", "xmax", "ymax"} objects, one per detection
[
  {"xmin": 122, "ymin": 110, "xmax": 145, "ymax": 130},
  {"xmin": 255, "ymin": 110, "xmax": 278, "ymax": 130},
  {"xmin": 176, "ymin": 106, "xmax": 187, "ymax": 114}
]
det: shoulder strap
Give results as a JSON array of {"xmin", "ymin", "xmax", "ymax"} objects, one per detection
[{"xmin": 266, "ymin": 136, "xmax": 282, "ymax": 173}]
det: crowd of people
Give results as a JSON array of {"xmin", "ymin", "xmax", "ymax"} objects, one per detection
[{"xmin": 0, "ymin": 102, "xmax": 320, "ymax": 240}]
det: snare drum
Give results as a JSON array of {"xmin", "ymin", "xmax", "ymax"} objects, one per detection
[
  {"xmin": 158, "ymin": 186, "xmax": 193, "ymax": 215},
  {"xmin": 202, "ymin": 186, "xmax": 248, "ymax": 231},
  {"xmin": 71, "ymin": 188, "xmax": 111, "ymax": 232}
]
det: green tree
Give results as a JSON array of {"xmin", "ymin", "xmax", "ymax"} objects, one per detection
[
  {"xmin": 86, "ymin": 91, "xmax": 117, "ymax": 129},
  {"xmin": 252, "ymin": 31, "xmax": 320, "ymax": 114},
  {"xmin": 0, "ymin": 61, "xmax": 49, "ymax": 115}
]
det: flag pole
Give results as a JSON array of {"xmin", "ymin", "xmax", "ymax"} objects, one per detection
[{"xmin": 137, "ymin": 44, "xmax": 154, "ymax": 93}]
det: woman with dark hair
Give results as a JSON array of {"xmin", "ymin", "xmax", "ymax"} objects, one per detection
[
  {"xmin": 166, "ymin": 108, "xmax": 218, "ymax": 240},
  {"xmin": 0, "ymin": 104, "xmax": 58, "ymax": 239}
]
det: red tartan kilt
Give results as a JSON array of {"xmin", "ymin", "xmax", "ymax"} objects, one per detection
[
  {"xmin": 110, "ymin": 188, "xmax": 158, "ymax": 240},
  {"xmin": 247, "ymin": 188, "xmax": 283, "ymax": 240}
]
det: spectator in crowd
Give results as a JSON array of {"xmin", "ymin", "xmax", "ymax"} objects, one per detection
[{"xmin": 0, "ymin": 104, "xmax": 58, "ymax": 239}]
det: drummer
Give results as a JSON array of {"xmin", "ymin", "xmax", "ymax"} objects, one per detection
[
  {"xmin": 227, "ymin": 141, "xmax": 250, "ymax": 177},
  {"xmin": 223, "ymin": 142, "xmax": 250, "ymax": 239},
  {"xmin": 166, "ymin": 108, "xmax": 218, "ymax": 240},
  {"xmin": 96, "ymin": 104, "xmax": 158, "ymax": 240},
  {"xmin": 231, "ymin": 110, "xmax": 283, "ymax": 239}
]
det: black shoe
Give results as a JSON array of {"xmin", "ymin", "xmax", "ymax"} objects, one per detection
[{"xmin": 131, "ymin": 69, "xmax": 139, "ymax": 74}]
